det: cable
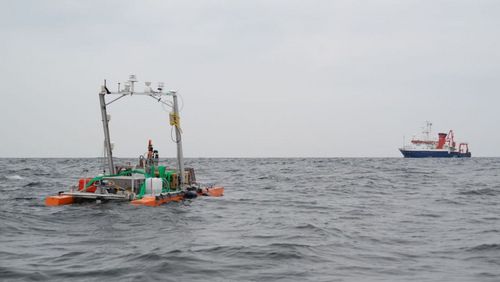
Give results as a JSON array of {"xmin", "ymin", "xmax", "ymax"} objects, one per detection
[
  {"xmin": 171, "ymin": 126, "xmax": 181, "ymax": 143},
  {"xmin": 160, "ymin": 101, "xmax": 172, "ymax": 113}
]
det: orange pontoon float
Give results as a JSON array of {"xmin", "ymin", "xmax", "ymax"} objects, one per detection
[{"xmin": 46, "ymin": 75, "xmax": 223, "ymax": 206}]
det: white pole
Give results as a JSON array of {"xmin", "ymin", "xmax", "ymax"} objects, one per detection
[
  {"xmin": 99, "ymin": 88, "xmax": 115, "ymax": 174},
  {"xmin": 172, "ymin": 92, "xmax": 185, "ymax": 188}
]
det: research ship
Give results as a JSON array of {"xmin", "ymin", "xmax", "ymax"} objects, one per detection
[{"xmin": 399, "ymin": 122, "xmax": 471, "ymax": 158}]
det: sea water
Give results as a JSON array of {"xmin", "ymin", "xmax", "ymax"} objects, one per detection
[{"xmin": 0, "ymin": 158, "xmax": 499, "ymax": 281}]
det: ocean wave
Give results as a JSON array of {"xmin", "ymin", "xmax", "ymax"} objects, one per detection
[
  {"xmin": 466, "ymin": 243, "xmax": 500, "ymax": 252},
  {"xmin": 4, "ymin": 175, "xmax": 24, "ymax": 180},
  {"xmin": 459, "ymin": 188, "xmax": 499, "ymax": 196},
  {"xmin": 24, "ymin": 182, "xmax": 42, "ymax": 187}
]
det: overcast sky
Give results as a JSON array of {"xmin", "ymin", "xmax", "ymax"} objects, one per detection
[{"xmin": 1, "ymin": 0, "xmax": 499, "ymax": 157}]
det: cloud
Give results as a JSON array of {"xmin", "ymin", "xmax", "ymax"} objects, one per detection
[{"xmin": 1, "ymin": 0, "xmax": 499, "ymax": 157}]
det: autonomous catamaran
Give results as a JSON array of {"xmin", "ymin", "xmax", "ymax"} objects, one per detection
[{"xmin": 46, "ymin": 75, "xmax": 224, "ymax": 206}]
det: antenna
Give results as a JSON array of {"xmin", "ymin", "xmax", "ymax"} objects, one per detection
[
  {"xmin": 123, "ymin": 82, "xmax": 131, "ymax": 92},
  {"xmin": 145, "ymin": 81, "xmax": 152, "ymax": 93},
  {"xmin": 129, "ymin": 74, "xmax": 137, "ymax": 92},
  {"xmin": 423, "ymin": 121, "xmax": 432, "ymax": 141},
  {"xmin": 157, "ymin": 82, "xmax": 164, "ymax": 92}
]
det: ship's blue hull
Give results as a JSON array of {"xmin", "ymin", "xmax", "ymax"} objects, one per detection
[{"xmin": 399, "ymin": 149, "xmax": 471, "ymax": 158}]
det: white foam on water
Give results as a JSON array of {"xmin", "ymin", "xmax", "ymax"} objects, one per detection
[{"xmin": 6, "ymin": 175, "xmax": 24, "ymax": 180}]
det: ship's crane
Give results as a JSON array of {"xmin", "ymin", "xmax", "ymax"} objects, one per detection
[{"xmin": 445, "ymin": 130, "xmax": 456, "ymax": 149}]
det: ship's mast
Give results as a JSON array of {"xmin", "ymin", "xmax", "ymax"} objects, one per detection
[
  {"xmin": 99, "ymin": 85, "xmax": 115, "ymax": 174},
  {"xmin": 424, "ymin": 121, "xmax": 432, "ymax": 141},
  {"xmin": 171, "ymin": 92, "xmax": 185, "ymax": 187}
]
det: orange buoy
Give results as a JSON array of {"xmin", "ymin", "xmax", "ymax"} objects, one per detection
[
  {"xmin": 45, "ymin": 195, "xmax": 74, "ymax": 206},
  {"xmin": 131, "ymin": 193, "xmax": 184, "ymax": 207},
  {"xmin": 198, "ymin": 186, "xmax": 224, "ymax": 197}
]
